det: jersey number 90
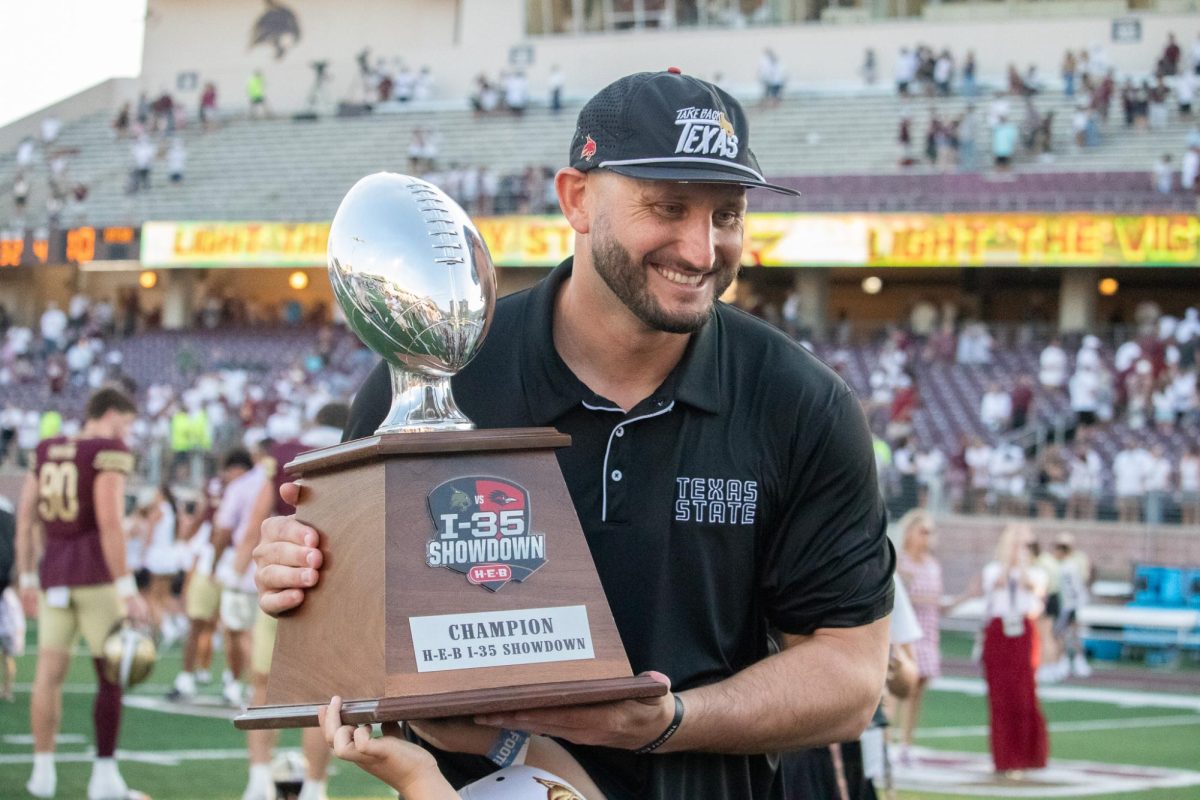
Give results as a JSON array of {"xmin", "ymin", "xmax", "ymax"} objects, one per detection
[{"xmin": 38, "ymin": 462, "xmax": 80, "ymax": 523}]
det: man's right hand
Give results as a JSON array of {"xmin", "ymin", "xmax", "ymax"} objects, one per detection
[
  {"xmin": 124, "ymin": 593, "xmax": 150, "ymax": 626},
  {"xmin": 254, "ymin": 481, "xmax": 323, "ymax": 617},
  {"xmin": 20, "ymin": 587, "xmax": 39, "ymax": 618}
]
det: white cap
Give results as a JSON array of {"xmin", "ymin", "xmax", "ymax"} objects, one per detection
[
  {"xmin": 1083, "ymin": 335, "xmax": 1101, "ymax": 349},
  {"xmin": 458, "ymin": 766, "xmax": 587, "ymax": 800}
]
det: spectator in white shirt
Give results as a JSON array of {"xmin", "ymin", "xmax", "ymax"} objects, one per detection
[
  {"xmin": 1066, "ymin": 442, "xmax": 1103, "ymax": 520},
  {"xmin": 981, "ymin": 382, "xmax": 1013, "ymax": 432},
  {"xmin": 989, "ymin": 442, "xmax": 1027, "ymax": 516},
  {"xmin": 1038, "ymin": 338, "xmax": 1069, "ymax": 389},
  {"xmin": 17, "ymin": 409, "xmax": 40, "ymax": 468},
  {"xmin": 39, "ymin": 301, "xmax": 68, "ymax": 354},
  {"xmin": 915, "ymin": 445, "xmax": 947, "ymax": 511},
  {"xmin": 894, "ymin": 47, "xmax": 918, "ymax": 95},
  {"xmin": 1171, "ymin": 366, "xmax": 1198, "ymax": 421},
  {"xmin": 503, "ymin": 70, "xmax": 528, "ymax": 115},
  {"xmin": 894, "ymin": 437, "xmax": 919, "ymax": 513},
  {"xmin": 167, "ymin": 139, "xmax": 187, "ymax": 183},
  {"xmin": 68, "ymin": 293, "xmax": 90, "ymax": 330},
  {"xmin": 1153, "ymin": 154, "xmax": 1174, "ymax": 195},
  {"xmin": 1183, "ymin": 144, "xmax": 1200, "ymax": 192},
  {"xmin": 40, "ymin": 115, "xmax": 61, "ymax": 145},
  {"xmin": 965, "ymin": 436, "xmax": 993, "ymax": 513},
  {"xmin": 1069, "ymin": 365, "xmax": 1102, "ymax": 427},
  {"xmin": 1113, "ymin": 339, "xmax": 1142, "ymax": 375},
  {"xmin": 1075, "ymin": 335, "xmax": 1102, "ymax": 371},
  {"xmin": 1142, "ymin": 444, "xmax": 1172, "ymax": 524},
  {"xmin": 1113, "ymin": 439, "xmax": 1150, "ymax": 522},
  {"xmin": 1180, "ymin": 445, "xmax": 1200, "ymax": 525}
]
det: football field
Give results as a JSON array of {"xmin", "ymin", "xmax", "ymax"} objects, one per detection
[{"xmin": 2, "ymin": 630, "xmax": 1198, "ymax": 800}]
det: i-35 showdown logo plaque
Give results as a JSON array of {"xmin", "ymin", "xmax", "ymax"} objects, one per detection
[{"xmin": 425, "ymin": 477, "xmax": 546, "ymax": 591}]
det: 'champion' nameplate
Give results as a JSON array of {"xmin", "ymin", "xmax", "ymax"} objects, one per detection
[{"xmin": 409, "ymin": 605, "xmax": 595, "ymax": 673}]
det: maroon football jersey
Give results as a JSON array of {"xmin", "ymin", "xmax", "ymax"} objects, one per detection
[
  {"xmin": 267, "ymin": 439, "xmax": 309, "ymax": 517},
  {"xmin": 34, "ymin": 436, "xmax": 134, "ymax": 588}
]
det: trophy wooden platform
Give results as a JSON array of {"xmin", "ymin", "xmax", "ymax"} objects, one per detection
[{"xmin": 235, "ymin": 428, "xmax": 665, "ymax": 730}]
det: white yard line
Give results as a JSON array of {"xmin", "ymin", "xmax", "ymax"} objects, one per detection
[
  {"xmin": 931, "ymin": 675, "xmax": 1200, "ymax": 712},
  {"xmin": 895, "ymin": 748, "xmax": 1200, "ymax": 797},
  {"xmin": 0, "ymin": 748, "xmax": 250, "ymax": 766},
  {"xmin": 920, "ymin": 713, "xmax": 1200, "ymax": 739}
]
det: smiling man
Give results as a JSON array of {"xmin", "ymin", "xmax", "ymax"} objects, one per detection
[{"xmin": 255, "ymin": 69, "xmax": 894, "ymax": 800}]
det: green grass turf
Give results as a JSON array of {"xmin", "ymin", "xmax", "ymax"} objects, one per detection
[
  {"xmin": 3, "ymin": 627, "xmax": 1198, "ymax": 799},
  {"xmin": 0, "ymin": 631, "xmax": 394, "ymax": 799}
]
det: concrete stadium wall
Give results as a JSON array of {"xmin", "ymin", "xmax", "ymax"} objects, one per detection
[
  {"xmin": 139, "ymin": 0, "xmax": 1200, "ymax": 116},
  {"xmin": 924, "ymin": 514, "xmax": 1200, "ymax": 597}
]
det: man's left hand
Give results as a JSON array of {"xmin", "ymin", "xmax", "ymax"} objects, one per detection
[{"xmin": 472, "ymin": 671, "xmax": 675, "ymax": 751}]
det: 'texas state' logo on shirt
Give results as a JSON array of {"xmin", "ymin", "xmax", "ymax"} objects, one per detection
[{"xmin": 674, "ymin": 477, "xmax": 758, "ymax": 525}]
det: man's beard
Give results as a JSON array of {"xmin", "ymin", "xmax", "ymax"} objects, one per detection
[{"xmin": 589, "ymin": 229, "xmax": 734, "ymax": 334}]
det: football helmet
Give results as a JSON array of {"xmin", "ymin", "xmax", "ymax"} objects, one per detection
[{"xmin": 101, "ymin": 620, "xmax": 158, "ymax": 688}]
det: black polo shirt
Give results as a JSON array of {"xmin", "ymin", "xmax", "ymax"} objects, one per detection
[{"xmin": 345, "ymin": 259, "xmax": 894, "ymax": 800}]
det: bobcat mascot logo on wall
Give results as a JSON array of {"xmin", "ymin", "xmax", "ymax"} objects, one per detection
[{"xmin": 250, "ymin": 0, "xmax": 300, "ymax": 60}]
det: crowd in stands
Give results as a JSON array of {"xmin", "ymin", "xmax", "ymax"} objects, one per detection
[
  {"xmin": 2, "ymin": 290, "xmax": 1198, "ymax": 529},
  {"xmin": 0, "ymin": 296, "xmax": 368, "ymax": 486},
  {"xmin": 8, "ymin": 115, "xmax": 90, "ymax": 227},
  {"xmin": 884, "ymin": 30, "xmax": 1200, "ymax": 185},
  {"xmin": 760, "ymin": 290, "xmax": 1200, "ymax": 525},
  {"xmin": 414, "ymin": 161, "xmax": 558, "ymax": 216},
  {"xmin": 361, "ymin": 55, "xmax": 436, "ymax": 105},
  {"xmin": 405, "ymin": 124, "xmax": 557, "ymax": 215}
]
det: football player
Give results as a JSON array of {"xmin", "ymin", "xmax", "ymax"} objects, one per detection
[{"xmin": 16, "ymin": 388, "xmax": 149, "ymax": 800}]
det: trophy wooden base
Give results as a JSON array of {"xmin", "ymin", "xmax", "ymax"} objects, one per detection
[
  {"xmin": 234, "ymin": 675, "xmax": 665, "ymax": 730},
  {"xmin": 236, "ymin": 429, "xmax": 665, "ymax": 730}
]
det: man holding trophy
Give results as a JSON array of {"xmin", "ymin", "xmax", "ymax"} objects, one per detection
[{"xmin": 254, "ymin": 68, "xmax": 895, "ymax": 800}]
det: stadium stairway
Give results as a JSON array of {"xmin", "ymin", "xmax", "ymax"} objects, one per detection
[{"xmin": 1, "ymin": 88, "xmax": 1197, "ymax": 228}]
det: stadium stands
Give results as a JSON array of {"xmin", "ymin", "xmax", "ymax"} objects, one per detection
[{"xmin": 2, "ymin": 88, "xmax": 1197, "ymax": 228}]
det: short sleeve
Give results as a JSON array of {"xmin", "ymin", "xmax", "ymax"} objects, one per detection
[
  {"xmin": 93, "ymin": 443, "xmax": 134, "ymax": 475},
  {"xmin": 214, "ymin": 485, "xmax": 242, "ymax": 532},
  {"xmin": 344, "ymin": 360, "xmax": 392, "ymax": 441},
  {"xmin": 890, "ymin": 576, "xmax": 922, "ymax": 646},
  {"xmin": 759, "ymin": 387, "xmax": 895, "ymax": 635}
]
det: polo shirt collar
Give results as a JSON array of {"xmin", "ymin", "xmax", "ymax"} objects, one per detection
[{"xmin": 519, "ymin": 258, "xmax": 723, "ymax": 424}]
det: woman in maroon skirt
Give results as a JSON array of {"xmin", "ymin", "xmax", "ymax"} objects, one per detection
[{"xmin": 980, "ymin": 522, "xmax": 1049, "ymax": 778}]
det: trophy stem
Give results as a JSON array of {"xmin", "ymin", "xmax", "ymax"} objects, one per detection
[{"xmin": 377, "ymin": 366, "xmax": 474, "ymax": 434}]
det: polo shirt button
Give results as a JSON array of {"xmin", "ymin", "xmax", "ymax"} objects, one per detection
[
  {"xmin": 611, "ymin": 469, "xmax": 623, "ymax": 481},
  {"xmin": 614, "ymin": 426, "xmax": 625, "ymax": 437}
]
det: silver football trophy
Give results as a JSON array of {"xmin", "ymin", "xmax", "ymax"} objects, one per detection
[{"xmin": 328, "ymin": 173, "xmax": 496, "ymax": 433}]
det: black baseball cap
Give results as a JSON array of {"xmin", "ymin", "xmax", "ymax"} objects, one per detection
[{"xmin": 568, "ymin": 68, "xmax": 800, "ymax": 196}]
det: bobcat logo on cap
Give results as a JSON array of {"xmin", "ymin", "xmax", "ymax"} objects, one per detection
[
  {"xmin": 718, "ymin": 112, "xmax": 735, "ymax": 138},
  {"xmin": 580, "ymin": 135, "xmax": 597, "ymax": 161}
]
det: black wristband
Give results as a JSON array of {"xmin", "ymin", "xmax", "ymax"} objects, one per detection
[{"xmin": 634, "ymin": 694, "xmax": 685, "ymax": 755}]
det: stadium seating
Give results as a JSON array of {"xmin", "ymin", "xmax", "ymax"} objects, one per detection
[{"xmin": 1, "ymin": 87, "xmax": 1197, "ymax": 228}]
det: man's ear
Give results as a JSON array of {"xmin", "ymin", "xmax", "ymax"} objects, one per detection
[{"xmin": 555, "ymin": 168, "xmax": 591, "ymax": 235}]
